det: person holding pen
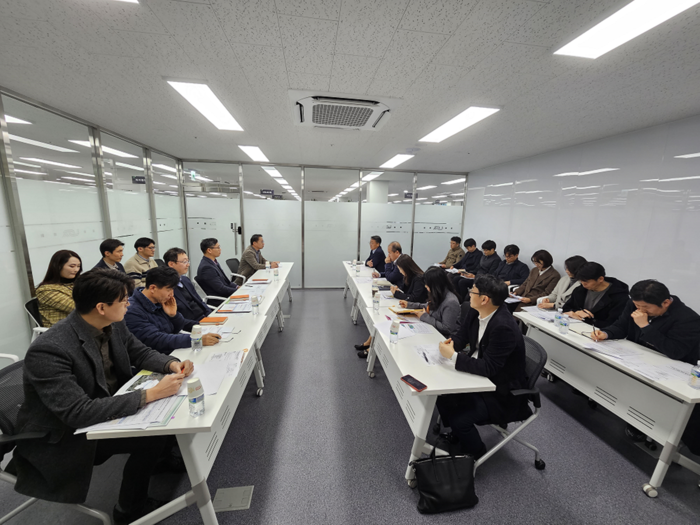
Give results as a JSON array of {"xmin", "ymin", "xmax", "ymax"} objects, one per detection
[
  {"xmin": 399, "ymin": 266, "xmax": 461, "ymax": 337},
  {"xmin": 538, "ymin": 255, "xmax": 587, "ymax": 311},
  {"xmin": 561, "ymin": 262, "xmax": 628, "ymax": 328}
]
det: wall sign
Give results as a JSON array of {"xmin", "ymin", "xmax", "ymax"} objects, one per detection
[
  {"xmin": 132, "ymin": 176, "xmax": 146, "ymax": 185},
  {"xmin": 261, "ymin": 189, "xmax": 274, "ymax": 195}
]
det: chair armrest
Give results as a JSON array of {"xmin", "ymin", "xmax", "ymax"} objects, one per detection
[
  {"xmin": 0, "ymin": 431, "xmax": 48, "ymax": 444},
  {"xmin": 0, "ymin": 353, "xmax": 19, "ymax": 363},
  {"xmin": 33, "ymin": 327, "xmax": 48, "ymax": 335},
  {"xmin": 203, "ymin": 295, "xmax": 227, "ymax": 307},
  {"xmin": 511, "ymin": 388, "xmax": 541, "ymax": 408},
  {"xmin": 508, "ymin": 284, "xmax": 519, "ymax": 292},
  {"xmin": 230, "ymin": 273, "xmax": 247, "ymax": 285}
]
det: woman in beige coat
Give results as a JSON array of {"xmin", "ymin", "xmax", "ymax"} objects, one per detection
[{"xmin": 512, "ymin": 250, "xmax": 560, "ymax": 312}]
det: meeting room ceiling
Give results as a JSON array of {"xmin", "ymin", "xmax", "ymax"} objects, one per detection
[{"xmin": 1, "ymin": 0, "xmax": 700, "ymax": 173}]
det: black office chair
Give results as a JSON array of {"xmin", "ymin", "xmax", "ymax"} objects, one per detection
[
  {"xmin": 460, "ymin": 299, "xmax": 471, "ymax": 321},
  {"xmin": 225, "ymin": 258, "xmax": 247, "ymax": 285},
  {"xmin": 0, "ymin": 360, "xmax": 111, "ymax": 524},
  {"xmin": 23, "ymin": 298, "xmax": 47, "ymax": 341},
  {"xmin": 473, "ymin": 336, "xmax": 548, "ymax": 473},
  {"xmin": 155, "ymin": 258, "xmax": 166, "ymax": 267}
]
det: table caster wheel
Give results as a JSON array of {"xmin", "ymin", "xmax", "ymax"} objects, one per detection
[
  {"xmin": 368, "ymin": 371, "xmax": 375, "ymax": 378},
  {"xmin": 644, "ymin": 440, "xmax": 658, "ymax": 452},
  {"xmin": 588, "ymin": 399, "xmax": 598, "ymax": 409},
  {"xmin": 407, "ymin": 479, "xmax": 417, "ymax": 489},
  {"xmin": 642, "ymin": 483, "xmax": 658, "ymax": 498},
  {"xmin": 256, "ymin": 388, "xmax": 263, "ymax": 397},
  {"xmin": 535, "ymin": 459, "xmax": 546, "ymax": 470}
]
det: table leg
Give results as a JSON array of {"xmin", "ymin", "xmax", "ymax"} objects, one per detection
[
  {"xmin": 351, "ymin": 296, "xmax": 359, "ymax": 325},
  {"xmin": 405, "ymin": 436, "xmax": 427, "ymax": 481},
  {"xmin": 644, "ymin": 401, "xmax": 695, "ymax": 497},
  {"xmin": 287, "ymin": 285, "xmax": 293, "ymax": 302},
  {"xmin": 276, "ymin": 297, "xmax": 285, "ymax": 331},
  {"xmin": 343, "ymin": 278, "xmax": 349, "ymax": 298},
  {"xmin": 254, "ymin": 343, "xmax": 266, "ymax": 378},
  {"xmin": 366, "ymin": 331, "xmax": 377, "ymax": 378},
  {"xmin": 253, "ymin": 350, "xmax": 265, "ymax": 394}
]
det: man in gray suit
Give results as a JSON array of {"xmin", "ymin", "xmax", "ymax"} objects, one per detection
[
  {"xmin": 237, "ymin": 233, "xmax": 279, "ymax": 284},
  {"xmin": 12, "ymin": 269, "xmax": 194, "ymax": 524}
]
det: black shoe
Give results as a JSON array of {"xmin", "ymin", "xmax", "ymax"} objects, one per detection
[
  {"xmin": 153, "ymin": 453, "xmax": 187, "ymax": 474},
  {"xmin": 438, "ymin": 432, "xmax": 459, "ymax": 444},
  {"xmin": 354, "ymin": 344, "xmax": 369, "ymax": 350},
  {"xmin": 113, "ymin": 498, "xmax": 167, "ymax": 525},
  {"xmin": 625, "ymin": 424, "xmax": 647, "ymax": 443},
  {"xmin": 357, "ymin": 349, "xmax": 368, "ymax": 358}
]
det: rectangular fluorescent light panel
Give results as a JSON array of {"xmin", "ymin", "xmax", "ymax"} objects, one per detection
[
  {"xmin": 675, "ymin": 152, "xmax": 700, "ymax": 158},
  {"xmin": 416, "ymin": 185, "xmax": 436, "ymax": 190},
  {"xmin": 152, "ymin": 163, "xmax": 177, "ymax": 173},
  {"xmin": 60, "ymin": 176, "xmax": 93, "ymax": 182},
  {"xmin": 362, "ymin": 171, "xmax": 383, "ymax": 181},
  {"xmin": 553, "ymin": 168, "xmax": 619, "ymax": 177},
  {"xmin": 68, "ymin": 140, "xmax": 138, "ymax": 158},
  {"xmin": 10, "ymin": 135, "xmax": 77, "ymax": 153},
  {"xmin": 420, "ymin": 107, "xmax": 500, "ymax": 143},
  {"xmin": 388, "ymin": 193, "xmax": 398, "ymax": 197},
  {"xmin": 159, "ymin": 174, "xmax": 178, "ymax": 180},
  {"xmin": 442, "ymin": 178, "xmax": 466, "ymax": 185},
  {"xmin": 63, "ymin": 171, "xmax": 95, "ymax": 177},
  {"xmin": 380, "ymin": 154, "xmax": 414, "ymax": 169},
  {"xmin": 5, "ymin": 115, "xmax": 31, "ymax": 124},
  {"xmin": 263, "ymin": 167, "xmax": 283, "ymax": 178},
  {"xmin": 115, "ymin": 162, "xmax": 143, "ymax": 171},
  {"xmin": 14, "ymin": 160, "xmax": 41, "ymax": 168},
  {"xmin": 167, "ymin": 81, "xmax": 242, "ymax": 131},
  {"xmin": 14, "ymin": 169, "xmax": 45, "ymax": 175},
  {"xmin": 554, "ymin": 0, "xmax": 700, "ymax": 59},
  {"xmin": 238, "ymin": 146, "xmax": 269, "ymax": 162},
  {"xmin": 20, "ymin": 157, "xmax": 81, "ymax": 168}
]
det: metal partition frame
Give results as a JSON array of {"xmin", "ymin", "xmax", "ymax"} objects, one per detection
[{"xmin": 0, "ymin": 85, "xmax": 468, "ymax": 294}]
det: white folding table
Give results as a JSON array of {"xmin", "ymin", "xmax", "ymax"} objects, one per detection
[
  {"xmin": 514, "ymin": 311, "xmax": 700, "ymax": 497},
  {"xmin": 86, "ymin": 264, "xmax": 294, "ymax": 524}
]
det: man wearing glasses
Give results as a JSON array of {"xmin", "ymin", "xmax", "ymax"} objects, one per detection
[
  {"xmin": 124, "ymin": 237, "xmax": 158, "ymax": 287},
  {"xmin": 196, "ymin": 238, "xmax": 239, "ymax": 306},
  {"xmin": 164, "ymin": 247, "xmax": 211, "ymax": 323}
]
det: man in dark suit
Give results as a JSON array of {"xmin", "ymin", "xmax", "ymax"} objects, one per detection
[
  {"xmin": 13, "ymin": 269, "xmax": 194, "ymax": 524},
  {"xmin": 93, "ymin": 238, "xmax": 126, "ymax": 273},
  {"xmin": 371, "ymin": 241, "xmax": 403, "ymax": 286},
  {"xmin": 437, "ymin": 274, "xmax": 530, "ymax": 458},
  {"xmin": 364, "ymin": 235, "xmax": 386, "ymax": 274},
  {"xmin": 195, "ymin": 238, "xmax": 238, "ymax": 305},
  {"xmin": 164, "ymin": 247, "xmax": 211, "ymax": 323}
]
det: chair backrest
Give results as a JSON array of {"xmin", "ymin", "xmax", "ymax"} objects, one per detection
[
  {"xmin": 460, "ymin": 299, "xmax": 471, "ymax": 322},
  {"xmin": 225, "ymin": 258, "xmax": 240, "ymax": 274},
  {"xmin": 192, "ymin": 275, "xmax": 207, "ymax": 299},
  {"xmin": 24, "ymin": 298, "xmax": 43, "ymax": 328},
  {"xmin": 0, "ymin": 361, "xmax": 25, "ymax": 450},
  {"xmin": 523, "ymin": 336, "xmax": 548, "ymax": 390},
  {"xmin": 155, "ymin": 258, "xmax": 166, "ymax": 267}
]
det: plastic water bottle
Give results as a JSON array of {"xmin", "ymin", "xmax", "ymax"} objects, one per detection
[
  {"xmin": 265, "ymin": 261, "xmax": 271, "ymax": 273},
  {"xmin": 390, "ymin": 319, "xmax": 400, "ymax": 344},
  {"xmin": 689, "ymin": 361, "xmax": 700, "ymax": 389},
  {"xmin": 356, "ymin": 263, "xmax": 361, "ymax": 276},
  {"xmin": 188, "ymin": 377, "xmax": 205, "ymax": 417},
  {"xmin": 558, "ymin": 314, "xmax": 570, "ymax": 335},
  {"xmin": 352, "ymin": 259, "xmax": 357, "ymax": 269},
  {"xmin": 251, "ymin": 295, "xmax": 259, "ymax": 315},
  {"xmin": 371, "ymin": 279, "xmax": 379, "ymax": 298},
  {"xmin": 273, "ymin": 267, "xmax": 279, "ymax": 282},
  {"xmin": 373, "ymin": 294, "xmax": 380, "ymax": 312},
  {"xmin": 554, "ymin": 308, "xmax": 563, "ymax": 326},
  {"xmin": 191, "ymin": 325, "xmax": 203, "ymax": 353}
]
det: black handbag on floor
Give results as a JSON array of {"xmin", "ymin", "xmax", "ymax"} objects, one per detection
[{"xmin": 411, "ymin": 447, "xmax": 478, "ymax": 514}]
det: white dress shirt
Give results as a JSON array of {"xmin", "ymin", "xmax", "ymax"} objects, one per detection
[{"xmin": 450, "ymin": 309, "xmax": 497, "ymax": 367}]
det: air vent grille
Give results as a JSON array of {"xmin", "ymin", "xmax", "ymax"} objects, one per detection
[{"xmin": 312, "ymin": 104, "xmax": 373, "ymax": 127}]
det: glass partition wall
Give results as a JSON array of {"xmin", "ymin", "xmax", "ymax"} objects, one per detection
[{"xmin": 152, "ymin": 152, "xmax": 185, "ymax": 255}]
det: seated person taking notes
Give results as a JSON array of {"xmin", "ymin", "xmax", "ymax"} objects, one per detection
[
  {"xmin": 365, "ymin": 235, "xmax": 386, "ymax": 274},
  {"xmin": 371, "ymin": 241, "xmax": 403, "ymax": 286},
  {"xmin": 437, "ymin": 275, "xmax": 531, "ymax": 458},
  {"xmin": 12, "ymin": 269, "xmax": 194, "ymax": 525},
  {"xmin": 123, "ymin": 237, "xmax": 158, "ymax": 287},
  {"xmin": 449, "ymin": 238, "xmax": 481, "ymax": 287},
  {"xmin": 399, "ymin": 266, "xmax": 461, "ymax": 338},
  {"xmin": 164, "ymin": 247, "xmax": 212, "ymax": 323},
  {"xmin": 562, "ymin": 262, "xmax": 629, "ymax": 328},
  {"xmin": 125, "ymin": 266, "xmax": 220, "ymax": 354},
  {"xmin": 455, "ymin": 240, "xmax": 501, "ymax": 300},
  {"xmin": 438, "ymin": 237, "xmax": 465, "ymax": 268},
  {"xmin": 94, "ymin": 238, "xmax": 126, "ymax": 273},
  {"xmin": 494, "ymin": 244, "xmax": 530, "ymax": 286},
  {"xmin": 196, "ymin": 238, "xmax": 239, "ymax": 305},
  {"xmin": 36, "ymin": 249, "xmax": 82, "ymax": 327},
  {"xmin": 237, "ymin": 233, "xmax": 279, "ymax": 284},
  {"xmin": 510, "ymin": 250, "xmax": 560, "ymax": 311},
  {"xmin": 538, "ymin": 255, "xmax": 587, "ymax": 311}
]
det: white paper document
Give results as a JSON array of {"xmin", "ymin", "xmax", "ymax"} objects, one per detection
[
  {"xmin": 522, "ymin": 306, "xmax": 583, "ymax": 324},
  {"xmin": 207, "ymin": 350, "xmax": 244, "ymax": 378},
  {"xmin": 505, "ymin": 296, "xmax": 521, "ymax": 304},
  {"xmin": 219, "ymin": 301, "xmax": 252, "ymax": 313},
  {"xmin": 380, "ymin": 291, "xmax": 394, "ymax": 300},
  {"xmin": 176, "ymin": 361, "xmax": 229, "ymax": 396},
  {"xmin": 373, "ymin": 320, "xmax": 433, "ymax": 340},
  {"xmin": 445, "ymin": 268, "xmax": 460, "ymax": 274},
  {"xmin": 354, "ymin": 277, "xmax": 373, "ymax": 284},
  {"xmin": 75, "ymin": 395, "xmax": 185, "ymax": 434},
  {"xmin": 415, "ymin": 343, "xmax": 451, "ymax": 366},
  {"xmin": 582, "ymin": 340, "xmax": 644, "ymax": 359}
]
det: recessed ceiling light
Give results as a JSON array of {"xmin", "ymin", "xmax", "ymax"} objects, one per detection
[
  {"xmin": 674, "ymin": 152, "xmax": 700, "ymax": 159},
  {"xmin": 441, "ymin": 178, "xmax": 466, "ymax": 185},
  {"xmin": 152, "ymin": 163, "xmax": 177, "ymax": 173},
  {"xmin": 115, "ymin": 161, "xmax": 143, "ymax": 171},
  {"xmin": 168, "ymin": 185, "xmax": 178, "ymax": 188},
  {"xmin": 153, "ymin": 181, "xmax": 165, "ymax": 185},
  {"xmin": 238, "ymin": 146, "xmax": 269, "ymax": 162},
  {"xmin": 167, "ymin": 81, "xmax": 243, "ymax": 131},
  {"xmin": 553, "ymin": 168, "xmax": 619, "ymax": 177},
  {"xmin": 387, "ymin": 193, "xmax": 398, "ymax": 197},
  {"xmin": 262, "ymin": 166, "xmax": 283, "ymax": 178},
  {"xmin": 419, "ymin": 107, "xmax": 500, "ymax": 143},
  {"xmin": 403, "ymin": 199, "xmax": 412, "ymax": 202},
  {"xmin": 362, "ymin": 171, "xmax": 383, "ymax": 181},
  {"xmin": 68, "ymin": 140, "xmax": 138, "ymax": 158},
  {"xmin": 416, "ymin": 185, "xmax": 436, "ymax": 190},
  {"xmin": 63, "ymin": 171, "xmax": 95, "ymax": 177},
  {"xmin": 554, "ymin": 0, "xmax": 700, "ymax": 59},
  {"xmin": 276, "ymin": 178, "xmax": 288, "ymax": 185},
  {"xmin": 450, "ymin": 192, "xmax": 463, "ymax": 196},
  {"xmin": 282, "ymin": 185, "xmax": 293, "ymax": 189},
  {"xmin": 380, "ymin": 154, "xmax": 414, "ymax": 169},
  {"xmin": 14, "ymin": 169, "xmax": 45, "ymax": 175},
  {"xmin": 416, "ymin": 197, "xmax": 427, "ymax": 200},
  {"xmin": 10, "ymin": 135, "xmax": 77, "ymax": 153},
  {"xmin": 13, "ymin": 160, "xmax": 41, "ymax": 168},
  {"xmin": 159, "ymin": 174, "xmax": 178, "ymax": 180},
  {"xmin": 60, "ymin": 176, "xmax": 94, "ymax": 182},
  {"xmin": 111, "ymin": 0, "xmax": 139, "ymax": 3},
  {"xmin": 20, "ymin": 157, "xmax": 81, "ymax": 168},
  {"xmin": 5, "ymin": 115, "xmax": 31, "ymax": 124},
  {"xmin": 393, "ymin": 200, "xmax": 402, "ymax": 203}
]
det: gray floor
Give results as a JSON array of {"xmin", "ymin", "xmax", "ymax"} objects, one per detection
[{"xmin": 2, "ymin": 289, "xmax": 700, "ymax": 524}]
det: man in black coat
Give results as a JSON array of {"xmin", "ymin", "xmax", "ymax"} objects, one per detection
[
  {"xmin": 437, "ymin": 274, "xmax": 530, "ymax": 457},
  {"xmin": 455, "ymin": 239, "xmax": 501, "ymax": 300},
  {"xmin": 195, "ymin": 238, "xmax": 238, "ymax": 305},
  {"xmin": 364, "ymin": 235, "xmax": 386, "ymax": 274},
  {"xmin": 562, "ymin": 262, "xmax": 629, "ymax": 328},
  {"xmin": 164, "ymin": 247, "xmax": 212, "ymax": 322},
  {"xmin": 12, "ymin": 270, "xmax": 194, "ymax": 524}
]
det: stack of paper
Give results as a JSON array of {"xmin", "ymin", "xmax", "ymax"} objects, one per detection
[
  {"xmin": 373, "ymin": 320, "xmax": 434, "ymax": 340},
  {"xmin": 207, "ymin": 351, "xmax": 244, "ymax": 378},
  {"xmin": 415, "ymin": 343, "xmax": 451, "ymax": 366},
  {"xmin": 219, "ymin": 301, "xmax": 252, "ymax": 313},
  {"xmin": 75, "ymin": 395, "xmax": 185, "ymax": 434},
  {"xmin": 355, "ymin": 277, "xmax": 373, "ymax": 284}
]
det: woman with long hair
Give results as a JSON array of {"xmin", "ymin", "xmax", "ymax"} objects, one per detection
[
  {"xmin": 399, "ymin": 266, "xmax": 461, "ymax": 337},
  {"xmin": 538, "ymin": 255, "xmax": 587, "ymax": 310},
  {"xmin": 36, "ymin": 249, "xmax": 82, "ymax": 327}
]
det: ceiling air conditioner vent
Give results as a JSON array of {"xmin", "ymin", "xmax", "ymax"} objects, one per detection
[{"xmin": 293, "ymin": 94, "xmax": 393, "ymax": 131}]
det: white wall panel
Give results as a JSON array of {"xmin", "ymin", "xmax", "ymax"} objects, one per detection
[
  {"xmin": 464, "ymin": 114, "xmax": 700, "ymax": 312},
  {"xmin": 186, "ymin": 197, "xmax": 241, "ymax": 272}
]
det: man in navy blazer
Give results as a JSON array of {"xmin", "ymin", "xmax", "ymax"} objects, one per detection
[
  {"xmin": 164, "ymin": 247, "xmax": 211, "ymax": 323},
  {"xmin": 371, "ymin": 241, "xmax": 403, "ymax": 286},
  {"xmin": 437, "ymin": 274, "xmax": 531, "ymax": 458},
  {"xmin": 195, "ymin": 238, "xmax": 238, "ymax": 306},
  {"xmin": 364, "ymin": 235, "xmax": 386, "ymax": 274}
]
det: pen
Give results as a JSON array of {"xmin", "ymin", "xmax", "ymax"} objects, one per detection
[{"xmin": 422, "ymin": 351, "xmax": 429, "ymax": 364}]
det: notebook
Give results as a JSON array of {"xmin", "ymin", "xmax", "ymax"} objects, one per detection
[{"xmin": 199, "ymin": 316, "xmax": 228, "ymax": 325}]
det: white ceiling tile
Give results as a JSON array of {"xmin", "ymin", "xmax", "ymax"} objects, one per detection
[
  {"xmin": 399, "ymin": 0, "xmax": 479, "ymax": 35},
  {"xmin": 329, "ymin": 54, "xmax": 382, "ymax": 94},
  {"xmin": 287, "ymin": 72, "xmax": 330, "ymax": 91},
  {"xmin": 275, "ymin": 0, "xmax": 342, "ymax": 20},
  {"xmin": 115, "ymin": 31, "xmax": 201, "ymax": 77},
  {"xmin": 278, "ymin": 15, "xmax": 337, "ymax": 75},
  {"xmin": 86, "ymin": 0, "xmax": 169, "ymax": 34},
  {"xmin": 335, "ymin": 0, "xmax": 410, "ymax": 58},
  {"xmin": 209, "ymin": 0, "xmax": 282, "ymax": 47},
  {"xmin": 231, "ymin": 43, "xmax": 288, "ymax": 89},
  {"xmin": 0, "ymin": 0, "xmax": 49, "ymax": 20}
]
